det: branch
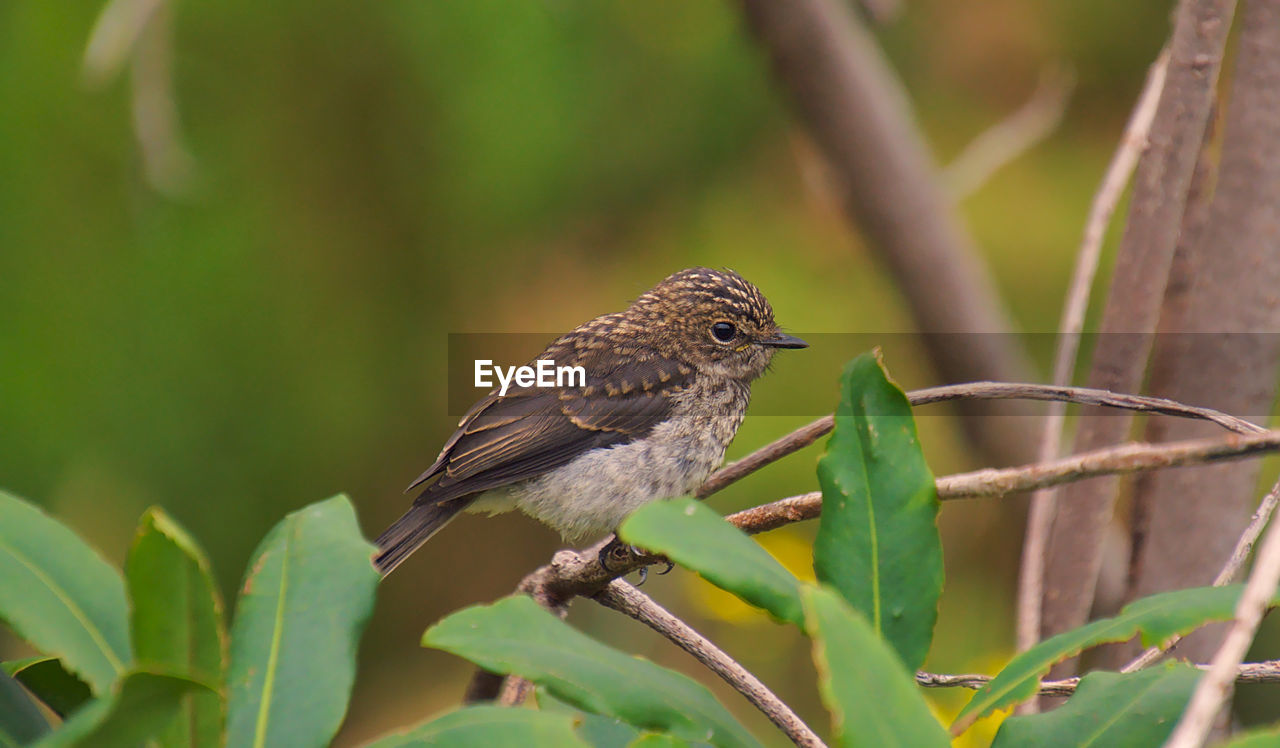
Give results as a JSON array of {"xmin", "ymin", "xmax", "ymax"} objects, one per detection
[
  {"xmin": 1041, "ymin": 0, "xmax": 1237, "ymax": 659},
  {"xmin": 698, "ymin": 381, "xmax": 1262, "ymax": 499},
  {"xmin": 1018, "ymin": 47, "xmax": 1170, "ymax": 659},
  {"xmin": 737, "ymin": 0, "xmax": 1039, "ymax": 467},
  {"xmin": 594, "ymin": 580, "xmax": 825, "ymax": 748},
  {"xmin": 727, "ymin": 430, "xmax": 1280, "ymax": 534},
  {"xmin": 1122, "ymin": 478, "xmax": 1280, "ymax": 673},
  {"xmin": 1165, "ymin": 483, "xmax": 1280, "ymax": 748},
  {"xmin": 916, "ymin": 659, "xmax": 1280, "ymax": 697},
  {"xmin": 943, "ymin": 66, "xmax": 1075, "ymax": 200}
]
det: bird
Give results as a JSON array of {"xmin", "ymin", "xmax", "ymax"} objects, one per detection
[{"xmin": 373, "ymin": 267, "xmax": 806, "ymax": 575}]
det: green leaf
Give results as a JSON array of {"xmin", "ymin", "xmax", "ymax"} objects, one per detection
[
  {"xmin": 802, "ymin": 585, "xmax": 949, "ymax": 748},
  {"xmin": 225, "ymin": 495, "xmax": 380, "ymax": 748},
  {"xmin": 424, "ymin": 596, "xmax": 760, "ymax": 748},
  {"xmin": 990, "ymin": 663, "xmax": 1199, "ymax": 747},
  {"xmin": 1218, "ymin": 726, "xmax": 1280, "ymax": 747},
  {"xmin": 952, "ymin": 584, "xmax": 1273, "ymax": 734},
  {"xmin": 363, "ymin": 705, "xmax": 591, "ymax": 748},
  {"xmin": 33, "ymin": 670, "xmax": 208, "ymax": 748},
  {"xmin": 814, "ymin": 351, "xmax": 942, "ymax": 671},
  {"xmin": 618, "ymin": 498, "xmax": 803, "ymax": 625},
  {"xmin": 0, "ymin": 489, "xmax": 132, "ymax": 693},
  {"xmin": 126, "ymin": 508, "xmax": 227, "ymax": 747},
  {"xmin": 0, "ymin": 669, "xmax": 49, "ymax": 746},
  {"xmin": 537, "ymin": 687, "xmax": 643, "ymax": 748},
  {"xmin": 628, "ymin": 735, "xmax": 695, "ymax": 747},
  {"xmin": 3, "ymin": 657, "xmax": 92, "ymax": 717}
]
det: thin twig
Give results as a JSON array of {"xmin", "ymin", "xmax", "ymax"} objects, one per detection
[
  {"xmin": 594, "ymin": 580, "xmax": 825, "ymax": 748},
  {"xmin": 1123, "ymin": 479, "xmax": 1280, "ymax": 673},
  {"xmin": 916, "ymin": 659, "xmax": 1280, "ymax": 697},
  {"xmin": 943, "ymin": 66, "xmax": 1075, "ymax": 199},
  {"xmin": 698, "ymin": 381, "xmax": 1262, "ymax": 499},
  {"xmin": 727, "ymin": 430, "xmax": 1280, "ymax": 534},
  {"xmin": 1164, "ymin": 502, "xmax": 1280, "ymax": 748},
  {"xmin": 1018, "ymin": 47, "xmax": 1171, "ymax": 659}
]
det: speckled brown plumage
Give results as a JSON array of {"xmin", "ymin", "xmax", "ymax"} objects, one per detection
[{"xmin": 374, "ymin": 267, "xmax": 806, "ymax": 574}]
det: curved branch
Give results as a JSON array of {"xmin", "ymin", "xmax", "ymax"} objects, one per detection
[
  {"xmin": 728, "ymin": 429, "xmax": 1280, "ymax": 534},
  {"xmin": 594, "ymin": 581, "xmax": 825, "ymax": 748},
  {"xmin": 917, "ymin": 659, "xmax": 1280, "ymax": 697},
  {"xmin": 698, "ymin": 381, "xmax": 1263, "ymax": 499}
]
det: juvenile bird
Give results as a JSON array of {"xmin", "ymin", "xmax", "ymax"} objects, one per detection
[{"xmin": 374, "ymin": 267, "xmax": 806, "ymax": 575}]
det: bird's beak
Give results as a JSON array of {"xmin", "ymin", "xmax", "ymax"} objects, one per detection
[{"xmin": 760, "ymin": 332, "xmax": 808, "ymax": 349}]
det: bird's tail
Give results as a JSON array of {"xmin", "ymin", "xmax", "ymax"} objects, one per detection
[{"xmin": 373, "ymin": 499, "xmax": 468, "ymax": 576}]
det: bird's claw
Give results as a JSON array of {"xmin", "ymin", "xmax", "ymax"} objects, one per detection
[{"xmin": 597, "ymin": 537, "xmax": 672, "ymax": 584}]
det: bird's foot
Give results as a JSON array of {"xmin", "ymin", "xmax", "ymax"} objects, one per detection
[{"xmin": 597, "ymin": 537, "xmax": 672, "ymax": 585}]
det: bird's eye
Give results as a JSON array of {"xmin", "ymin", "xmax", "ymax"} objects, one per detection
[{"xmin": 711, "ymin": 321, "xmax": 736, "ymax": 343}]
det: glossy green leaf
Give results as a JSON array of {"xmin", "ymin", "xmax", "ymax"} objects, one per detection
[
  {"xmin": 952, "ymin": 584, "xmax": 1273, "ymax": 734},
  {"xmin": 619, "ymin": 498, "xmax": 803, "ymax": 625},
  {"xmin": 1218, "ymin": 726, "xmax": 1280, "ymax": 747},
  {"xmin": 0, "ymin": 669, "xmax": 49, "ymax": 746},
  {"xmin": 991, "ymin": 663, "xmax": 1199, "ymax": 747},
  {"xmin": 424, "ymin": 596, "xmax": 760, "ymax": 748},
  {"xmin": 814, "ymin": 351, "xmax": 942, "ymax": 671},
  {"xmin": 3, "ymin": 657, "xmax": 91, "ymax": 717},
  {"xmin": 33, "ymin": 670, "xmax": 208, "ymax": 748},
  {"xmin": 803, "ymin": 585, "xmax": 949, "ymax": 748},
  {"xmin": 126, "ymin": 508, "xmax": 227, "ymax": 747},
  {"xmin": 364, "ymin": 705, "xmax": 590, "ymax": 748},
  {"xmin": 0, "ymin": 489, "xmax": 132, "ymax": 693},
  {"xmin": 225, "ymin": 495, "xmax": 380, "ymax": 748}
]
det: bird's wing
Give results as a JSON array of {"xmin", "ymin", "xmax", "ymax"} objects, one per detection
[{"xmin": 407, "ymin": 348, "xmax": 693, "ymax": 505}]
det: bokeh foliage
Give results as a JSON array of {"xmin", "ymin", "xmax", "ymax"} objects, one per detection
[{"xmin": 1, "ymin": 0, "xmax": 1185, "ymax": 743}]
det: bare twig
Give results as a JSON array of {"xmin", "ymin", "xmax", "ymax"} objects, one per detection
[
  {"xmin": 728, "ymin": 430, "xmax": 1280, "ymax": 535},
  {"xmin": 943, "ymin": 67, "xmax": 1075, "ymax": 200},
  {"xmin": 1165, "ymin": 498, "xmax": 1280, "ymax": 748},
  {"xmin": 698, "ymin": 381, "xmax": 1261, "ymax": 499},
  {"xmin": 594, "ymin": 580, "xmax": 825, "ymax": 748},
  {"xmin": 1123, "ymin": 478, "xmax": 1280, "ymax": 673},
  {"xmin": 916, "ymin": 659, "xmax": 1280, "ymax": 697},
  {"xmin": 1018, "ymin": 48, "xmax": 1170, "ymax": 659}
]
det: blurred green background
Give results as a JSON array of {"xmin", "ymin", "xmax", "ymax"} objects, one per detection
[{"xmin": 1, "ymin": 0, "xmax": 1219, "ymax": 744}]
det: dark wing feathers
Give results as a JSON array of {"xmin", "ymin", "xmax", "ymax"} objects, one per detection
[{"xmin": 405, "ymin": 346, "xmax": 692, "ymax": 507}]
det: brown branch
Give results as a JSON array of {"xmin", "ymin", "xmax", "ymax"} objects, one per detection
[
  {"xmin": 1122, "ymin": 478, "xmax": 1280, "ymax": 674},
  {"xmin": 943, "ymin": 66, "xmax": 1075, "ymax": 200},
  {"xmin": 736, "ymin": 0, "xmax": 1039, "ymax": 467},
  {"xmin": 1018, "ymin": 47, "xmax": 1170, "ymax": 660},
  {"xmin": 1040, "ymin": 0, "xmax": 1238, "ymax": 663},
  {"xmin": 594, "ymin": 580, "xmax": 825, "ymax": 748},
  {"xmin": 697, "ymin": 381, "xmax": 1261, "ymax": 499},
  {"xmin": 728, "ymin": 430, "xmax": 1280, "ymax": 535},
  {"xmin": 1166, "ymin": 501, "xmax": 1280, "ymax": 747},
  {"xmin": 917, "ymin": 659, "xmax": 1280, "ymax": 697}
]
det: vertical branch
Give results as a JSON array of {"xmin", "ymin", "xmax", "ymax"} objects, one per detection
[
  {"xmin": 736, "ymin": 0, "xmax": 1039, "ymax": 467},
  {"xmin": 1039, "ymin": 0, "xmax": 1237, "ymax": 662},
  {"xmin": 1121, "ymin": 0, "xmax": 1280, "ymax": 682},
  {"xmin": 1016, "ymin": 49, "xmax": 1169, "ymax": 658}
]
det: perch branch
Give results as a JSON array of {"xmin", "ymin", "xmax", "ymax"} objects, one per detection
[
  {"xmin": 727, "ymin": 430, "xmax": 1280, "ymax": 534},
  {"xmin": 698, "ymin": 381, "xmax": 1261, "ymax": 499},
  {"xmin": 594, "ymin": 580, "xmax": 825, "ymax": 748}
]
